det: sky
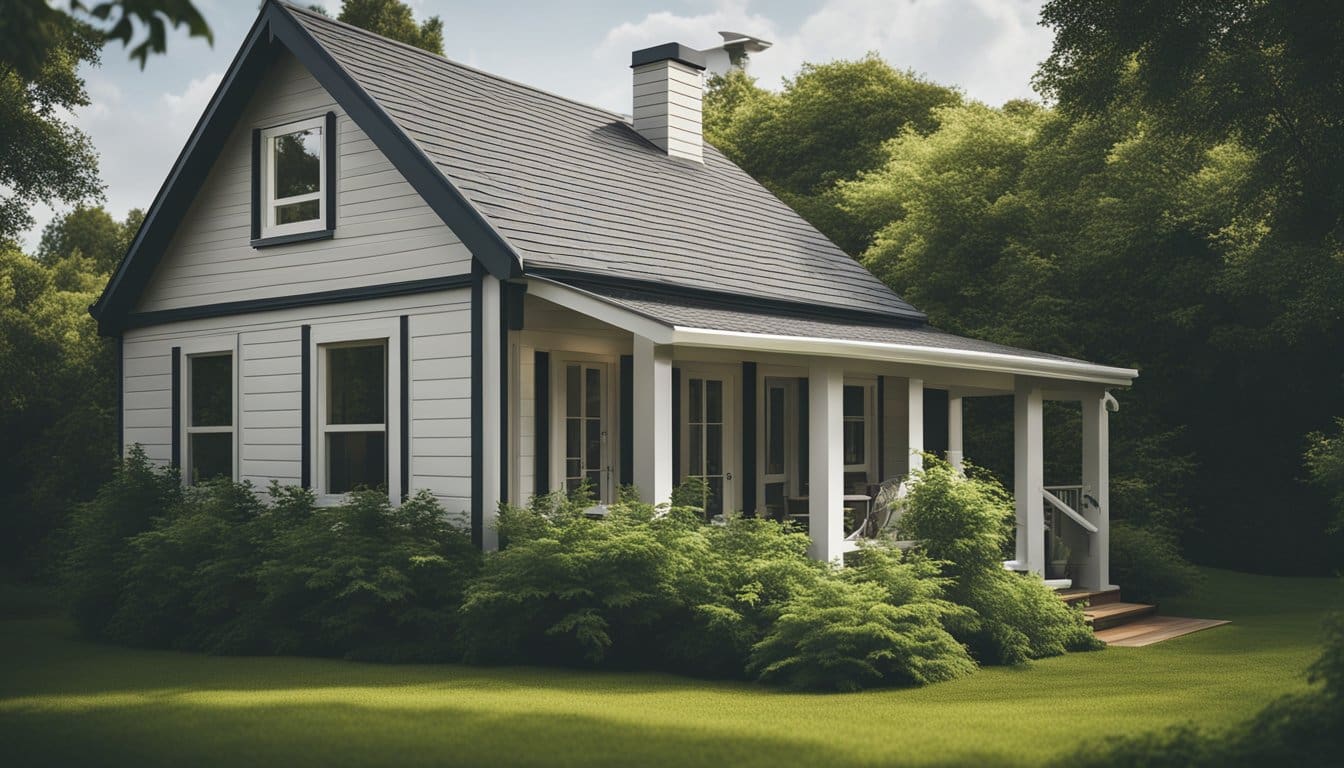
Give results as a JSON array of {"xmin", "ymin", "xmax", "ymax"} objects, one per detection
[{"xmin": 22, "ymin": 0, "xmax": 1053, "ymax": 250}]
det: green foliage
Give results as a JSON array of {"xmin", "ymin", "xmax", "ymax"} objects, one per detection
[
  {"xmin": 1305, "ymin": 419, "xmax": 1344, "ymax": 534},
  {"xmin": 0, "ymin": 237, "xmax": 116, "ymax": 577},
  {"xmin": 337, "ymin": 0, "xmax": 443, "ymax": 55},
  {"xmin": 1109, "ymin": 521, "xmax": 1201, "ymax": 605},
  {"xmin": 63, "ymin": 446, "xmax": 181, "ymax": 637},
  {"xmin": 37, "ymin": 204, "xmax": 141, "ymax": 274},
  {"xmin": 1057, "ymin": 611, "xmax": 1344, "ymax": 768},
  {"xmin": 65, "ymin": 458, "xmax": 480, "ymax": 662},
  {"xmin": 897, "ymin": 458, "xmax": 1101, "ymax": 664},
  {"xmin": 705, "ymin": 55, "xmax": 960, "ymax": 254}
]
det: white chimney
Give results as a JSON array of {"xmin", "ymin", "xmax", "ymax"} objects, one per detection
[{"xmin": 631, "ymin": 43, "xmax": 707, "ymax": 163}]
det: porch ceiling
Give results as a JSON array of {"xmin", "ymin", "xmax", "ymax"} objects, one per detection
[{"xmin": 523, "ymin": 277, "xmax": 1139, "ymax": 388}]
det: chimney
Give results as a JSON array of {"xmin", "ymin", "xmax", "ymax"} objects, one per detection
[{"xmin": 631, "ymin": 43, "xmax": 707, "ymax": 163}]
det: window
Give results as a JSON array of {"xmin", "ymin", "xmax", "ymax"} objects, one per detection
[
  {"xmin": 254, "ymin": 113, "xmax": 334, "ymax": 242},
  {"xmin": 563, "ymin": 362, "xmax": 606, "ymax": 497},
  {"xmin": 186, "ymin": 353, "xmax": 234, "ymax": 484},
  {"xmin": 322, "ymin": 342, "xmax": 387, "ymax": 494},
  {"xmin": 843, "ymin": 384, "xmax": 867, "ymax": 469}
]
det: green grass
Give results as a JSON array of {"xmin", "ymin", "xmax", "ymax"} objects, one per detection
[{"xmin": 1, "ymin": 568, "xmax": 1338, "ymax": 767}]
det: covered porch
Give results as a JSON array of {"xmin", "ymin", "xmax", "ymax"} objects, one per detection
[{"xmin": 491, "ymin": 277, "xmax": 1136, "ymax": 591}]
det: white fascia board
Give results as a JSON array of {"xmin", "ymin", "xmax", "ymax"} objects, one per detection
[
  {"xmin": 669, "ymin": 326, "xmax": 1139, "ymax": 387},
  {"xmin": 523, "ymin": 278, "xmax": 675, "ymax": 343}
]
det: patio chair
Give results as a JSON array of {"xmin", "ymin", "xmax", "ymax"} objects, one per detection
[{"xmin": 845, "ymin": 477, "xmax": 916, "ymax": 548}]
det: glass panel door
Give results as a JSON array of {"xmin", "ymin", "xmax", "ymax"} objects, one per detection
[
  {"xmin": 683, "ymin": 371, "xmax": 733, "ymax": 518},
  {"xmin": 563, "ymin": 362, "xmax": 608, "ymax": 501},
  {"xmin": 762, "ymin": 378, "xmax": 794, "ymax": 520}
]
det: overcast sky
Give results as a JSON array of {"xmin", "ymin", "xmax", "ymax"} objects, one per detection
[{"xmin": 23, "ymin": 0, "xmax": 1053, "ymax": 250}]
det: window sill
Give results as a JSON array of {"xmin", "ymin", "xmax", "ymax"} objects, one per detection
[{"xmin": 251, "ymin": 228, "xmax": 334, "ymax": 249}]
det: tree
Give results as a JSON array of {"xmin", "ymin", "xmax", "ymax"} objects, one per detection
[
  {"xmin": 0, "ymin": 1, "xmax": 212, "ymax": 77},
  {"xmin": 337, "ymin": 0, "xmax": 443, "ymax": 55},
  {"xmin": 705, "ymin": 55, "xmax": 961, "ymax": 254},
  {"xmin": 37, "ymin": 205, "xmax": 142, "ymax": 274}
]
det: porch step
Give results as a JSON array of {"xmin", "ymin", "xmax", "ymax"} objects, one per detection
[
  {"xmin": 1085, "ymin": 601, "xmax": 1157, "ymax": 631},
  {"xmin": 1057, "ymin": 587, "xmax": 1122, "ymax": 607}
]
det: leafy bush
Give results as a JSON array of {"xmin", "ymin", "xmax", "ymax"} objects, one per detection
[
  {"xmin": 1109, "ymin": 521, "xmax": 1201, "ymax": 604},
  {"xmin": 65, "ymin": 453, "xmax": 479, "ymax": 661},
  {"xmin": 897, "ymin": 458, "xmax": 1100, "ymax": 664},
  {"xmin": 1056, "ymin": 612, "xmax": 1343, "ymax": 767},
  {"xmin": 64, "ymin": 446, "xmax": 181, "ymax": 638},
  {"xmin": 1306, "ymin": 419, "xmax": 1344, "ymax": 534}
]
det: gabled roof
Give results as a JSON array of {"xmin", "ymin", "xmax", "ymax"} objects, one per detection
[{"xmin": 92, "ymin": 0, "xmax": 926, "ymax": 334}]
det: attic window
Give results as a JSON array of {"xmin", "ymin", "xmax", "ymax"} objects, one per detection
[{"xmin": 251, "ymin": 112, "xmax": 336, "ymax": 246}]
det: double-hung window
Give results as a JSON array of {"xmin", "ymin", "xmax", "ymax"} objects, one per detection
[
  {"xmin": 253, "ymin": 113, "xmax": 335, "ymax": 244},
  {"xmin": 311, "ymin": 319, "xmax": 401, "ymax": 502},
  {"xmin": 185, "ymin": 351, "xmax": 235, "ymax": 484},
  {"xmin": 843, "ymin": 384, "xmax": 869, "ymax": 472}
]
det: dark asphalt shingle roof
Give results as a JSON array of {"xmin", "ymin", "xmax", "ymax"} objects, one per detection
[{"xmin": 287, "ymin": 5, "xmax": 924, "ymax": 322}]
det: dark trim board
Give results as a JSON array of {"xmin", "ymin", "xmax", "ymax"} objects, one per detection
[
  {"xmin": 797, "ymin": 377, "xmax": 808, "ymax": 492},
  {"xmin": 250, "ymin": 129, "xmax": 261, "ymax": 240},
  {"xmin": 324, "ymin": 110, "xmax": 337, "ymax": 231},
  {"xmin": 533, "ymin": 351, "xmax": 550, "ymax": 497},
  {"xmin": 115, "ymin": 336, "xmax": 124, "ymax": 460},
  {"xmin": 877, "ymin": 376, "xmax": 886, "ymax": 480},
  {"xmin": 122, "ymin": 274, "xmax": 472, "ymax": 329},
  {"xmin": 171, "ymin": 347, "xmax": 182, "ymax": 470},
  {"xmin": 499, "ymin": 279, "xmax": 510, "ymax": 502},
  {"xmin": 300, "ymin": 325, "xmax": 312, "ymax": 488},
  {"xmin": 671, "ymin": 367, "xmax": 681, "ymax": 483},
  {"xmin": 741, "ymin": 361, "xmax": 757, "ymax": 516},
  {"xmin": 619, "ymin": 355, "xmax": 633, "ymax": 488},
  {"xmin": 399, "ymin": 315, "xmax": 409, "ymax": 502},
  {"xmin": 469, "ymin": 262, "xmax": 484, "ymax": 548},
  {"xmin": 250, "ymin": 229, "xmax": 333, "ymax": 249}
]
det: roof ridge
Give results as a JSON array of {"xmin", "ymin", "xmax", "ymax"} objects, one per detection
[{"xmin": 276, "ymin": 0, "xmax": 638, "ymax": 125}]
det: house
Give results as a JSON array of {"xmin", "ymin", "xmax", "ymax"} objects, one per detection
[{"xmin": 91, "ymin": 1, "xmax": 1138, "ymax": 589}]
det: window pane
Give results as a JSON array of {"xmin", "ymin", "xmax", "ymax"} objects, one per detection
[
  {"xmin": 275, "ymin": 199, "xmax": 320, "ymax": 225},
  {"xmin": 566, "ymin": 365, "xmax": 580, "ymax": 417},
  {"xmin": 190, "ymin": 355, "xmax": 231, "ymax": 427},
  {"xmin": 327, "ymin": 431, "xmax": 386, "ymax": 493},
  {"xmin": 706, "ymin": 380, "xmax": 722, "ymax": 423},
  {"xmin": 327, "ymin": 344, "xmax": 385, "ymax": 425},
  {"xmin": 585, "ymin": 368, "xmax": 601, "ymax": 418},
  {"xmin": 844, "ymin": 385, "xmax": 865, "ymax": 419},
  {"xmin": 844, "ymin": 421, "xmax": 865, "ymax": 466},
  {"xmin": 273, "ymin": 128, "xmax": 321, "ymax": 199},
  {"xmin": 689, "ymin": 424, "xmax": 703, "ymax": 475},
  {"xmin": 706, "ymin": 424, "xmax": 722, "ymax": 475},
  {"xmin": 565, "ymin": 458, "xmax": 581, "ymax": 481},
  {"xmin": 585, "ymin": 418, "xmax": 601, "ymax": 471},
  {"xmin": 706, "ymin": 477, "xmax": 723, "ymax": 517},
  {"xmin": 565, "ymin": 419, "xmax": 581, "ymax": 460},
  {"xmin": 189, "ymin": 432, "xmax": 232, "ymax": 484},
  {"xmin": 689, "ymin": 379, "xmax": 702, "ymax": 424},
  {"xmin": 766, "ymin": 388, "xmax": 784, "ymax": 476}
]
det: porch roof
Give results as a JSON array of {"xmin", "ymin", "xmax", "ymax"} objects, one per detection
[{"xmin": 528, "ymin": 278, "xmax": 1139, "ymax": 387}]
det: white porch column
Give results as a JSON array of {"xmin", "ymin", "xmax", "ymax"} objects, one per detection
[
  {"xmin": 1013, "ymin": 379, "xmax": 1045, "ymax": 576},
  {"xmin": 809, "ymin": 364, "xmax": 844, "ymax": 562},
  {"xmin": 947, "ymin": 394, "xmax": 964, "ymax": 474},
  {"xmin": 1081, "ymin": 392, "xmax": 1113, "ymax": 589},
  {"xmin": 907, "ymin": 377, "xmax": 924, "ymax": 475},
  {"xmin": 481, "ymin": 277, "xmax": 503, "ymax": 551},
  {"xmin": 632, "ymin": 335, "xmax": 673, "ymax": 505}
]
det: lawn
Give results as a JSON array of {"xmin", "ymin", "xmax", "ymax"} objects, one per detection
[{"xmin": 1, "ymin": 568, "xmax": 1339, "ymax": 768}]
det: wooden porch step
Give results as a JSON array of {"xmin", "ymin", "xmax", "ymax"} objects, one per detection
[
  {"xmin": 1085, "ymin": 601, "xmax": 1156, "ymax": 631},
  {"xmin": 1094, "ymin": 616, "xmax": 1230, "ymax": 647},
  {"xmin": 1057, "ymin": 587, "xmax": 1122, "ymax": 607}
]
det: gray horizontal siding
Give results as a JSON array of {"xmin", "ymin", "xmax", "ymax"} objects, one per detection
[{"xmin": 136, "ymin": 51, "xmax": 472, "ymax": 313}]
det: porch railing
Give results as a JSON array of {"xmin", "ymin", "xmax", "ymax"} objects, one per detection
[{"xmin": 1042, "ymin": 485, "xmax": 1098, "ymax": 534}]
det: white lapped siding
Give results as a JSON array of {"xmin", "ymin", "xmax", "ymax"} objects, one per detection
[
  {"xmin": 121, "ymin": 290, "xmax": 473, "ymax": 522},
  {"xmin": 136, "ymin": 51, "xmax": 471, "ymax": 313}
]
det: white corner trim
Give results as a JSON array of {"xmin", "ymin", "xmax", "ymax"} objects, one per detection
[{"xmin": 669, "ymin": 327, "xmax": 1138, "ymax": 386}]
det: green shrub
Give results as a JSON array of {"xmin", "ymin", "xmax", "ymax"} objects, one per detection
[
  {"xmin": 1109, "ymin": 521, "xmax": 1201, "ymax": 604},
  {"xmin": 897, "ymin": 457, "xmax": 1101, "ymax": 664},
  {"xmin": 63, "ymin": 446, "xmax": 181, "ymax": 638}
]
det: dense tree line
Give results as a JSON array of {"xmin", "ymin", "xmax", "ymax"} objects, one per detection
[{"xmin": 705, "ymin": 0, "xmax": 1344, "ymax": 574}]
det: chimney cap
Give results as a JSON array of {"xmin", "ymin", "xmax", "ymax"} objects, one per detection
[{"xmin": 631, "ymin": 42, "xmax": 706, "ymax": 71}]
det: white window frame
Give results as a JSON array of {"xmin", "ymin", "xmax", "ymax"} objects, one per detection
[
  {"xmin": 259, "ymin": 115, "xmax": 327, "ymax": 239},
  {"xmin": 678, "ymin": 363, "xmax": 737, "ymax": 517},
  {"xmin": 178, "ymin": 336, "xmax": 240, "ymax": 486},
  {"xmin": 549, "ymin": 352, "xmax": 617, "ymax": 504},
  {"xmin": 309, "ymin": 319, "xmax": 402, "ymax": 505}
]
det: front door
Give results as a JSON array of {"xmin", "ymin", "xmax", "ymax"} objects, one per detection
[
  {"xmin": 681, "ymin": 369, "xmax": 734, "ymax": 518},
  {"xmin": 561, "ymin": 361, "xmax": 610, "ymax": 501},
  {"xmin": 762, "ymin": 377, "xmax": 797, "ymax": 520}
]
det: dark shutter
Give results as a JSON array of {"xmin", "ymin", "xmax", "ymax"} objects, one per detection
[
  {"xmin": 741, "ymin": 362, "xmax": 757, "ymax": 516},
  {"xmin": 619, "ymin": 355, "xmax": 633, "ymax": 488},
  {"xmin": 534, "ymin": 351, "xmax": 550, "ymax": 497}
]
